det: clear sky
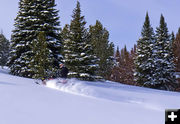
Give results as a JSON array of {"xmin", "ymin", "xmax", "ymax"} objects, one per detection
[{"xmin": 0, "ymin": 0, "xmax": 180, "ymax": 50}]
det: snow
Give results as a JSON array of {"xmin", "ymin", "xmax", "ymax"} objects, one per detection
[
  {"xmin": 79, "ymin": 73, "xmax": 90, "ymax": 77},
  {"xmin": 0, "ymin": 67, "xmax": 180, "ymax": 124}
]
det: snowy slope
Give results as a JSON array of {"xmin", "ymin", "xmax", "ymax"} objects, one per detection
[{"xmin": 0, "ymin": 67, "xmax": 180, "ymax": 124}]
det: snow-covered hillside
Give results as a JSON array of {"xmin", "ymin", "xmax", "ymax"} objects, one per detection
[{"xmin": 0, "ymin": 67, "xmax": 180, "ymax": 124}]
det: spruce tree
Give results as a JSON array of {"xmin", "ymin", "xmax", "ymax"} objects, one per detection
[
  {"xmin": 62, "ymin": 1, "xmax": 99, "ymax": 80},
  {"xmin": 8, "ymin": 0, "xmax": 61, "ymax": 77},
  {"xmin": 89, "ymin": 20, "xmax": 114, "ymax": 79},
  {"xmin": 134, "ymin": 12, "xmax": 154, "ymax": 86},
  {"xmin": 152, "ymin": 14, "xmax": 176, "ymax": 90},
  {"xmin": 61, "ymin": 24, "xmax": 71, "ymax": 59},
  {"xmin": 0, "ymin": 34, "xmax": 10, "ymax": 68},
  {"xmin": 29, "ymin": 32, "xmax": 53, "ymax": 80}
]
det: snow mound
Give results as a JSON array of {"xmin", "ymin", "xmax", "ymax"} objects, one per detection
[{"xmin": 46, "ymin": 78, "xmax": 97, "ymax": 97}]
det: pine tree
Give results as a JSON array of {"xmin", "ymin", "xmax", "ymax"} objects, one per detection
[
  {"xmin": 89, "ymin": 20, "xmax": 114, "ymax": 79},
  {"xmin": 173, "ymin": 28, "xmax": 180, "ymax": 72},
  {"xmin": 171, "ymin": 32, "xmax": 175, "ymax": 43},
  {"xmin": 170, "ymin": 31, "xmax": 175, "ymax": 69},
  {"xmin": 115, "ymin": 46, "xmax": 120, "ymax": 64},
  {"xmin": 134, "ymin": 12, "xmax": 154, "ymax": 86},
  {"xmin": 152, "ymin": 14, "xmax": 176, "ymax": 90},
  {"xmin": 110, "ymin": 47, "xmax": 120, "ymax": 82},
  {"xmin": 61, "ymin": 24, "xmax": 71, "ymax": 59},
  {"xmin": 0, "ymin": 34, "xmax": 10, "ymax": 68},
  {"xmin": 130, "ymin": 44, "xmax": 137, "ymax": 84},
  {"xmin": 29, "ymin": 32, "xmax": 53, "ymax": 80},
  {"xmin": 173, "ymin": 28, "xmax": 180, "ymax": 91},
  {"xmin": 110, "ymin": 46, "xmax": 135, "ymax": 85},
  {"xmin": 62, "ymin": 1, "xmax": 99, "ymax": 80},
  {"xmin": 130, "ymin": 44, "xmax": 137, "ymax": 59},
  {"xmin": 8, "ymin": 0, "xmax": 61, "ymax": 77}
]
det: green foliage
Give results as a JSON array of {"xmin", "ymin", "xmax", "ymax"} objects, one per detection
[
  {"xmin": 8, "ymin": 0, "xmax": 61, "ymax": 77},
  {"xmin": 29, "ymin": 32, "xmax": 53, "ymax": 80},
  {"xmin": 0, "ymin": 34, "xmax": 10, "ymax": 67},
  {"xmin": 134, "ymin": 13, "xmax": 176, "ymax": 91},
  {"xmin": 152, "ymin": 14, "xmax": 176, "ymax": 90},
  {"xmin": 62, "ymin": 1, "xmax": 100, "ymax": 81},
  {"xmin": 134, "ymin": 12, "xmax": 155, "ymax": 86},
  {"xmin": 171, "ymin": 32, "xmax": 175, "ymax": 43},
  {"xmin": 89, "ymin": 20, "xmax": 114, "ymax": 79}
]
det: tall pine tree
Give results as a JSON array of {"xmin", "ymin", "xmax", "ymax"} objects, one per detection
[
  {"xmin": 89, "ymin": 20, "xmax": 114, "ymax": 79},
  {"xmin": 8, "ymin": 0, "xmax": 61, "ymax": 77},
  {"xmin": 134, "ymin": 12, "xmax": 154, "ymax": 86},
  {"xmin": 152, "ymin": 14, "xmax": 176, "ymax": 90},
  {"xmin": 62, "ymin": 1, "xmax": 99, "ymax": 81}
]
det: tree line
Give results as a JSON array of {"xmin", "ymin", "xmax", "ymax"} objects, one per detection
[
  {"xmin": 0, "ymin": 0, "xmax": 114, "ymax": 81},
  {"xmin": 0, "ymin": 0, "xmax": 180, "ymax": 91},
  {"xmin": 110, "ymin": 13, "xmax": 180, "ymax": 91}
]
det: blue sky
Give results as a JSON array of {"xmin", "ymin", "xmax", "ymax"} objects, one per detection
[{"xmin": 0, "ymin": 0, "xmax": 180, "ymax": 50}]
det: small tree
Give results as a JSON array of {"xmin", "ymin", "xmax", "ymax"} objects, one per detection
[{"xmin": 30, "ymin": 32, "xmax": 53, "ymax": 80}]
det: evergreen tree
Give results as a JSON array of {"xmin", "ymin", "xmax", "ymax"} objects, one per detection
[
  {"xmin": 110, "ymin": 47, "xmax": 121, "ymax": 82},
  {"xmin": 89, "ymin": 20, "xmax": 114, "ymax": 79},
  {"xmin": 62, "ymin": 1, "xmax": 99, "ymax": 80},
  {"xmin": 173, "ymin": 28, "xmax": 180, "ymax": 90},
  {"xmin": 61, "ymin": 24, "xmax": 71, "ymax": 59},
  {"xmin": 171, "ymin": 32, "xmax": 175, "ymax": 43},
  {"xmin": 29, "ymin": 32, "xmax": 53, "ymax": 80},
  {"xmin": 8, "ymin": 0, "xmax": 61, "ymax": 77},
  {"xmin": 110, "ymin": 46, "xmax": 135, "ymax": 85},
  {"xmin": 152, "ymin": 14, "xmax": 176, "ymax": 90},
  {"xmin": 115, "ymin": 46, "xmax": 120, "ymax": 64},
  {"xmin": 134, "ymin": 12, "xmax": 154, "ymax": 86},
  {"xmin": 0, "ymin": 34, "xmax": 10, "ymax": 68},
  {"xmin": 130, "ymin": 44, "xmax": 137, "ymax": 59},
  {"xmin": 173, "ymin": 28, "xmax": 180, "ymax": 72}
]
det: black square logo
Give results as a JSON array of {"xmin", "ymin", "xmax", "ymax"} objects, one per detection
[{"xmin": 165, "ymin": 109, "xmax": 180, "ymax": 124}]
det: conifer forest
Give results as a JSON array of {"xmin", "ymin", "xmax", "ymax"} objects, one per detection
[{"xmin": 0, "ymin": 0, "xmax": 180, "ymax": 92}]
